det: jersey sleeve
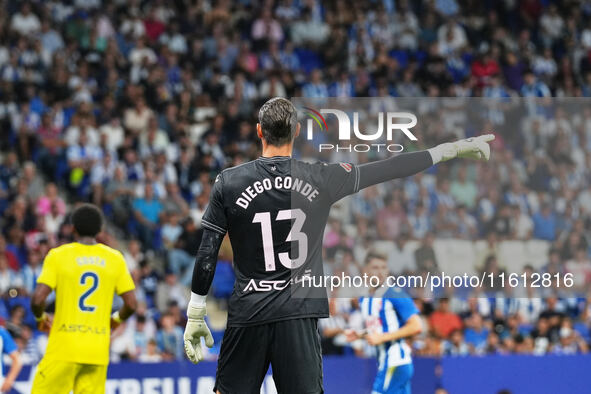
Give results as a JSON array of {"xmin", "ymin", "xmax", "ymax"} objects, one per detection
[
  {"xmin": 386, "ymin": 288, "xmax": 419, "ymax": 325},
  {"xmin": 37, "ymin": 249, "xmax": 58, "ymax": 289},
  {"xmin": 201, "ymin": 173, "xmax": 228, "ymax": 235},
  {"xmin": 0, "ymin": 329, "xmax": 17, "ymax": 355},
  {"xmin": 320, "ymin": 162, "xmax": 360, "ymax": 204},
  {"xmin": 115, "ymin": 253, "xmax": 135, "ymax": 295}
]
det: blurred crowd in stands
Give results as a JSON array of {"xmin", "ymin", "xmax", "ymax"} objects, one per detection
[{"xmin": 0, "ymin": 0, "xmax": 590, "ymax": 363}]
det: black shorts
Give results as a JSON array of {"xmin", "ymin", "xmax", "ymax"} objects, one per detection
[{"xmin": 214, "ymin": 318, "xmax": 323, "ymax": 394}]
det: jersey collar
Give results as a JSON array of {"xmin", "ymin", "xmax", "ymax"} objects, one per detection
[{"xmin": 258, "ymin": 156, "xmax": 291, "ymax": 162}]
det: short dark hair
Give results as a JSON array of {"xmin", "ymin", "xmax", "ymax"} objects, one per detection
[
  {"xmin": 258, "ymin": 97, "xmax": 298, "ymax": 146},
  {"xmin": 364, "ymin": 251, "xmax": 387, "ymax": 265},
  {"xmin": 71, "ymin": 203, "xmax": 103, "ymax": 237}
]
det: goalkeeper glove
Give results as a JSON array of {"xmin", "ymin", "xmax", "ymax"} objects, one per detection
[
  {"xmin": 184, "ymin": 303, "xmax": 214, "ymax": 364},
  {"xmin": 428, "ymin": 134, "xmax": 495, "ymax": 164}
]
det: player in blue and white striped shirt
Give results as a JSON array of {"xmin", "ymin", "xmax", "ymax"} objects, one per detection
[{"xmin": 346, "ymin": 253, "xmax": 422, "ymax": 394}]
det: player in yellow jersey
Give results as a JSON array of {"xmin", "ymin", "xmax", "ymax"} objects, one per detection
[{"xmin": 30, "ymin": 204, "xmax": 137, "ymax": 394}]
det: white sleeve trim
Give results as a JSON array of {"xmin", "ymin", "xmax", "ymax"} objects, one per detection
[{"xmin": 201, "ymin": 219, "xmax": 227, "ymax": 234}]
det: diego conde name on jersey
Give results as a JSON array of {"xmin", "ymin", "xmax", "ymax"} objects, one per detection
[{"xmin": 235, "ymin": 176, "xmax": 320, "ymax": 209}]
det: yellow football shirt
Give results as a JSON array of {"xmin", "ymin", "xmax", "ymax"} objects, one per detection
[{"xmin": 37, "ymin": 242, "xmax": 135, "ymax": 365}]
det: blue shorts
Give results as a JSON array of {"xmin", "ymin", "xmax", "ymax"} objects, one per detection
[{"xmin": 372, "ymin": 363, "xmax": 414, "ymax": 394}]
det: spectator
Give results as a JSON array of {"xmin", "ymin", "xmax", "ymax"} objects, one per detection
[
  {"xmin": 408, "ymin": 203, "xmax": 431, "ymax": 239},
  {"xmin": 22, "ymin": 248, "xmax": 43, "ymax": 295},
  {"xmin": 377, "ymin": 197, "xmax": 408, "ymax": 240},
  {"xmin": 0, "ymin": 255, "xmax": 22, "ymax": 295},
  {"xmin": 303, "ymin": 69, "xmax": 329, "ymax": 98},
  {"xmin": 453, "ymin": 205, "xmax": 478, "ymax": 239},
  {"xmin": 565, "ymin": 249, "xmax": 591, "ymax": 291},
  {"xmin": 66, "ymin": 131, "xmax": 103, "ymax": 194},
  {"xmin": 139, "ymin": 339, "xmax": 163, "ymax": 363},
  {"xmin": 156, "ymin": 312, "xmax": 184, "ymax": 360},
  {"xmin": 105, "ymin": 166, "xmax": 135, "ymax": 229},
  {"xmin": 387, "ymin": 233, "xmax": 416, "ymax": 274},
  {"xmin": 442, "ymin": 329, "xmax": 470, "ymax": 356},
  {"xmin": 124, "ymin": 97, "xmax": 154, "ymax": 135},
  {"xmin": 512, "ymin": 204, "xmax": 534, "ymax": 239},
  {"xmin": 36, "ymin": 183, "xmax": 66, "ymax": 217},
  {"xmin": 429, "ymin": 299, "xmax": 463, "ymax": 339},
  {"xmin": 463, "ymin": 314, "xmax": 490, "ymax": 354},
  {"xmin": 251, "ymin": 8, "xmax": 284, "ymax": 44},
  {"xmin": 161, "ymin": 212, "xmax": 183, "ymax": 249},
  {"xmin": 0, "ymin": 235, "xmax": 19, "ymax": 272},
  {"xmin": 521, "ymin": 69, "xmax": 551, "ymax": 98},
  {"xmin": 290, "ymin": 8, "xmax": 328, "ymax": 46},
  {"xmin": 531, "ymin": 317, "xmax": 552, "ymax": 355},
  {"xmin": 168, "ymin": 218, "xmax": 202, "ymax": 287},
  {"xmin": 156, "ymin": 271, "xmax": 188, "ymax": 313},
  {"xmin": 533, "ymin": 204, "xmax": 557, "ymax": 241},
  {"xmin": 133, "ymin": 184, "xmax": 163, "ymax": 247},
  {"xmin": 551, "ymin": 327, "xmax": 588, "ymax": 355},
  {"xmin": 10, "ymin": 3, "xmax": 41, "ymax": 36},
  {"xmin": 414, "ymin": 233, "xmax": 439, "ymax": 273},
  {"xmin": 450, "ymin": 167, "xmax": 477, "ymax": 209}
]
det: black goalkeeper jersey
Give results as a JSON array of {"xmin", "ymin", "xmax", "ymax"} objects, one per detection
[{"xmin": 200, "ymin": 155, "xmax": 360, "ymax": 327}]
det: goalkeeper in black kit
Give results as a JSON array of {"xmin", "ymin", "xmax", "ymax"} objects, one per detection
[{"xmin": 183, "ymin": 97, "xmax": 494, "ymax": 394}]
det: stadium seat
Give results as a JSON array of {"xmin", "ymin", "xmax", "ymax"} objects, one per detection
[
  {"xmin": 498, "ymin": 241, "xmax": 528, "ymax": 274},
  {"xmin": 433, "ymin": 239, "xmax": 477, "ymax": 276},
  {"xmin": 405, "ymin": 240, "xmax": 421, "ymax": 254},
  {"xmin": 0, "ymin": 299, "xmax": 10, "ymax": 321},
  {"xmin": 372, "ymin": 240, "xmax": 395, "ymax": 256},
  {"xmin": 524, "ymin": 240, "xmax": 550, "ymax": 269},
  {"xmin": 294, "ymin": 49, "xmax": 324, "ymax": 74}
]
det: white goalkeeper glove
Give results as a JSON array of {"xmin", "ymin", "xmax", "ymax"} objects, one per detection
[
  {"xmin": 184, "ymin": 303, "xmax": 214, "ymax": 364},
  {"xmin": 428, "ymin": 134, "xmax": 495, "ymax": 164}
]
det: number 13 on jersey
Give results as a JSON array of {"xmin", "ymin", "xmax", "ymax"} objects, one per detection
[{"xmin": 252, "ymin": 208, "xmax": 308, "ymax": 271}]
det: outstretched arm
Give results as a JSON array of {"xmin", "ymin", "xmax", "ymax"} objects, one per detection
[
  {"xmin": 184, "ymin": 229, "xmax": 224, "ymax": 364},
  {"xmin": 357, "ymin": 134, "xmax": 495, "ymax": 190},
  {"xmin": 357, "ymin": 150, "xmax": 433, "ymax": 190}
]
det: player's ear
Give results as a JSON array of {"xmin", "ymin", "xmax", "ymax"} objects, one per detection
[
  {"xmin": 295, "ymin": 122, "xmax": 300, "ymax": 138},
  {"xmin": 256, "ymin": 123, "xmax": 263, "ymax": 139}
]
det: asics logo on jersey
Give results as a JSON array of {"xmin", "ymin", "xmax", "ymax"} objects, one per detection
[
  {"xmin": 243, "ymin": 279, "xmax": 291, "ymax": 292},
  {"xmin": 243, "ymin": 270, "xmax": 313, "ymax": 292}
]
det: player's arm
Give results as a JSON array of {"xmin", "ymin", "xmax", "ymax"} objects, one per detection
[
  {"xmin": 31, "ymin": 283, "xmax": 52, "ymax": 332},
  {"xmin": 184, "ymin": 229, "xmax": 224, "ymax": 364},
  {"xmin": 0, "ymin": 328, "xmax": 21, "ymax": 393},
  {"xmin": 111, "ymin": 290, "xmax": 137, "ymax": 330},
  {"xmin": 366, "ymin": 315, "xmax": 422, "ymax": 345},
  {"xmin": 366, "ymin": 295, "xmax": 423, "ymax": 346},
  {"xmin": 112, "ymin": 253, "xmax": 138, "ymax": 329},
  {"xmin": 190, "ymin": 229, "xmax": 225, "ymax": 296},
  {"xmin": 32, "ymin": 249, "xmax": 58, "ymax": 332},
  {"xmin": 184, "ymin": 171, "xmax": 227, "ymax": 364},
  {"xmin": 1, "ymin": 350, "xmax": 22, "ymax": 393},
  {"xmin": 357, "ymin": 134, "xmax": 495, "ymax": 190}
]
